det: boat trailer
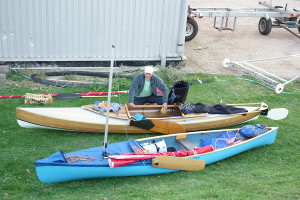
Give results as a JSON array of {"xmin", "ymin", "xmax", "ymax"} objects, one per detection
[
  {"xmin": 222, "ymin": 54, "xmax": 300, "ymax": 94},
  {"xmin": 189, "ymin": 1, "xmax": 300, "ymax": 38}
]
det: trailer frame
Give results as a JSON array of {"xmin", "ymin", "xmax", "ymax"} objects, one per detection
[{"xmin": 189, "ymin": 1, "xmax": 300, "ymax": 37}]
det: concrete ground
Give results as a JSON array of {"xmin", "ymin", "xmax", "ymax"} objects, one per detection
[{"xmin": 184, "ymin": 0, "xmax": 300, "ymax": 80}]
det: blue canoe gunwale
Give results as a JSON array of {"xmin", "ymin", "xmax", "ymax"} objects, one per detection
[{"xmin": 35, "ymin": 127, "xmax": 278, "ymax": 183}]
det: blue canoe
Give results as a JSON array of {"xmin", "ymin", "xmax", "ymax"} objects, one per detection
[{"xmin": 35, "ymin": 126, "xmax": 278, "ymax": 183}]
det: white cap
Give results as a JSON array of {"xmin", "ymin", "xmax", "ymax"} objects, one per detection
[{"xmin": 144, "ymin": 66, "xmax": 154, "ymax": 74}]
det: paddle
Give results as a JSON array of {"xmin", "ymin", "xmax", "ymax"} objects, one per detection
[
  {"xmin": 152, "ymin": 156, "xmax": 205, "ymax": 171},
  {"xmin": 129, "ymin": 119, "xmax": 186, "ymax": 134},
  {"xmin": 265, "ymin": 108, "xmax": 289, "ymax": 120},
  {"xmin": 0, "ymin": 91, "xmax": 128, "ymax": 99},
  {"xmin": 56, "ymin": 93, "xmax": 117, "ymax": 101}
]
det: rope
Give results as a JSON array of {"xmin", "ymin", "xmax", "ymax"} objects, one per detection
[{"xmin": 65, "ymin": 155, "xmax": 95, "ymax": 163}]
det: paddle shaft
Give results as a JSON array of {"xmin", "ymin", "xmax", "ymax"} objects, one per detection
[
  {"xmin": 56, "ymin": 93, "xmax": 118, "ymax": 100},
  {"xmin": 0, "ymin": 91, "xmax": 128, "ymax": 99},
  {"xmin": 81, "ymin": 95, "xmax": 117, "ymax": 98}
]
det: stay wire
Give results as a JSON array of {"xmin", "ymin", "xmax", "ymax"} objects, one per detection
[{"xmin": 113, "ymin": 61, "xmax": 130, "ymax": 140}]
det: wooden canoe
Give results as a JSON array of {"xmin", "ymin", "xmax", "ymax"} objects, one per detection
[
  {"xmin": 16, "ymin": 102, "xmax": 268, "ymax": 134},
  {"xmin": 34, "ymin": 126, "xmax": 278, "ymax": 183}
]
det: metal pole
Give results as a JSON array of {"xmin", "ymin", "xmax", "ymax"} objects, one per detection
[
  {"xmin": 283, "ymin": 75, "xmax": 300, "ymax": 85},
  {"xmin": 102, "ymin": 45, "xmax": 115, "ymax": 158},
  {"xmin": 228, "ymin": 61, "xmax": 280, "ymax": 88},
  {"xmin": 242, "ymin": 61, "xmax": 287, "ymax": 82},
  {"xmin": 241, "ymin": 54, "xmax": 300, "ymax": 63}
]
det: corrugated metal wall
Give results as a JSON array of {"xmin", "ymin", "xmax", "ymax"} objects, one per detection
[{"xmin": 0, "ymin": 0, "xmax": 187, "ymax": 63}]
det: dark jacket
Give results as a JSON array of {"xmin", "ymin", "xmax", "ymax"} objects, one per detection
[{"xmin": 129, "ymin": 72, "xmax": 168, "ymax": 103}]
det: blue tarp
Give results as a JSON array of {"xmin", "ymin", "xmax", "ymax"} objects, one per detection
[
  {"xmin": 202, "ymin": 131, "xmax": 246, "ymax": 150},
  {"xmin": 35, "ymin": 139, "xmax": 149, "ymax": 167}
]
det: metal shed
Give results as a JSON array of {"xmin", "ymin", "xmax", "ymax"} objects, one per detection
[{"xmin": 0, "ymin": 0, "xmax": 187, "ymax": 65}]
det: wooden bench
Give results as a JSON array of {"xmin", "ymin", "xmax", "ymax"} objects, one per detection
[{"xmin": 176, "ymin": 134, "xmax": 197, "ymax": 150}]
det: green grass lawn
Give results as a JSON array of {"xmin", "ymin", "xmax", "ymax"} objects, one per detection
[{"xmin": 1, "ymin": 72, "xmax": 299, "ymax": 200}]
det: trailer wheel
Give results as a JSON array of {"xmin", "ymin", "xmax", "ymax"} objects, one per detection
[
  {"xmin": 185, "ymin": 17, "xmax": 198, "ymax": 41},
  {"xmin": 258, "ymin": 17, "xmax": 272, "ymax": 35}
]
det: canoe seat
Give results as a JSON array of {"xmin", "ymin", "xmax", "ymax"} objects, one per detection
[{"xmin": 176, "ymin": 134, "xmax": 197, "ymax": 150}]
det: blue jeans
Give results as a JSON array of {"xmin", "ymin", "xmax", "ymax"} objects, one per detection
[{"xmin": 134, "ymin": 94, "xmax": 163, "ymax": 105}]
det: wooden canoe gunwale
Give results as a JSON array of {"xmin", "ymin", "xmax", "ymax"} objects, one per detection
[
  {"xmin": 16, "ymin": 102, "xmax": 267, "ymax": 134},
  {"xmin": 81, "ymin": 104, "xmax": 262, "ymax": 121}
]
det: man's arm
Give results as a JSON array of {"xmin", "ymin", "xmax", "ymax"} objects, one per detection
[
  {"xmin": 152, "ymin": 74, "xmax": 169, "ymax": 104},
  {"xmin": 128, "ymin": 73, "xmax": 143, "ymax": 104}
]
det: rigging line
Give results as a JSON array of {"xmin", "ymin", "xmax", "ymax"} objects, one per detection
[{"xmin": 114, "ymin": 60, "xmax": 131, "ymax": 140}]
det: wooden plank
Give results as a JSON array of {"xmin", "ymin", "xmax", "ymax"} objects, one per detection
[
  {"xmin": 124, "ymin": 104, "xmax": 131, "ymax": 119},
  {"xmin": 176, "ymin": 134, "xmax": 198, "ymax": 150},
  {"xmin": 176, "ymin": 138, "xmax": 198, "ymax": 150},
  {"xmin": 176, "ymin": 134, "xmax": 187, "ymax": 140},
  {"xmin": 149, "ymin": 119, "xmax": 186, "ymax": 134},
  {"xmin": 130, "ymin": 119, "xmax": 186, "ymax": 134},
  {"xmin": 152, "ymin": 156, "xmax": 205, "ymax": 171},
  {"xmin": 183, "ymin": 113, "xmax": 208, "ymax": 118}
]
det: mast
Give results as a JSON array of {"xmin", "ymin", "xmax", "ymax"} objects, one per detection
[{"xmin": 102, "ymin": 45, "xmax": 115, "ymax": 158}]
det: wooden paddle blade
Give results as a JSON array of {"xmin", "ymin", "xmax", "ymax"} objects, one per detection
[
  {"xmin": 266, "ymin": 108, "xmax": 288, "ymax": 120},
  {"xmin": 149, "ymin": 119, "xmax": 186, "ymax": 134},
  {"xmin": 152, "ymin": 156, "xmax": 205, "ymax": 171},
  {"xmin": 130, "ymin": 119, "xmax": 186, "ymax": 134}
]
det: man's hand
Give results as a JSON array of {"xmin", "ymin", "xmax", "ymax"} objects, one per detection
[
  {"xmin": 160, "ymin": 103, "xmax": 168, "ymax": 114},
  {"xmin": 162, "ymin": 103, "xmax": 167, "ymax": 111},
  {"xmin": 129, "ymin": 103, "xmax": 136, "ymax": 108}
]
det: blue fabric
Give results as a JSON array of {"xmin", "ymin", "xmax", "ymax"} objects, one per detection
[
  {"xmin": 133, "ymin": 113, "xmax": 146, "ymax": 121},
  {"xmin": 168, "ymin": 89, "xmax": 176, "ymax": 105},
  {"xmin": 202, "ymin": 131, "xmax": 242, "ymax": 150},
  {"xmin": 48, "ymin": 151, "xmax": 67, "ymax": 163},
  {"xmin": 35, "ymin": 139, "xmax": 151, "ymax": 167},
  {"xmin": 92, "ymin": 101, "xmax": 124, "ymax": 114},
  {"xmin": 240, "ymin": 124, "xmax": 268, "ymax": 137},
  {"xmin": 129, "ymin": 139, "xmax": 146, "ymax": 153}
]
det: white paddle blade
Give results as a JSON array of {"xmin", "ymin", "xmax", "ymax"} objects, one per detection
[{"xmin": 266, "ymin": 108, "xmax": 289, "ymax": 120}]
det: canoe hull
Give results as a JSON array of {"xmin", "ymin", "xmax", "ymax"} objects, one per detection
[
  {"xmin": 35, "ymin": 127, "xmax": 278, "ymax": 183},
  {"xmin": 36, "ymin": 165, "xmax": 176, "ymax": 183},
  {"xmin": 17, "ymin": 104, "xmax": 263, "ymax": 133}
]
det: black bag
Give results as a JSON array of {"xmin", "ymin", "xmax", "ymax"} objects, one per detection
[{"xmin": 168, "ymin": 81, "xmax": 191, "ymax": 105}]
